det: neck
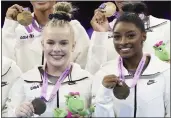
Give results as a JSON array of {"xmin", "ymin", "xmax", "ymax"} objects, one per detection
[
  {"xmin": 34, "ymin": 8, "xmax": 53, "ymax": 26},
  {"xmin": 45, "ymin": 62, "xmax": 70, "ymax": 77},
  {"xmin": 123, "ymin": 52, "xmax": 143, "ymax": 71}
]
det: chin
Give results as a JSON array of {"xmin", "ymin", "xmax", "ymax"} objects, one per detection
[
  {"xmin": 51, "ymin": 57, "xmax": 69, "ymax": 67},
  {"xmin": 36, "ymin": 7, "xmax": 49, "ymax": 11},
  {"xmin": 51, "ymin": 59, "xmax": 66, "ymax": 66},
  {"xmin": 49, "ymin": 62, "xmax": 65, "ymax": 68},
  {"xmin": 119, "ymin": 53, "xmax": 134, "ymax": 59},
  {"xmin": 34, "ymin": 3, "xmax": 50, "ymax": 11},
  {"xmin": 46, "ymin": 61, "xmax": 65, "ymax": 68}
]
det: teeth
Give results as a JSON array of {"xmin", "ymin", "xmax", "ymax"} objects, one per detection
[
  {"xmin": 121, "ymin": 48, "xmax": 130, "ymax": 51},
  {"xmin": 51, "ymin": 55, "xmax": 63, "ymax": 59},
  {"xmin": 52, "ymin": 55, "xmax": 62, "ymax": 57}
]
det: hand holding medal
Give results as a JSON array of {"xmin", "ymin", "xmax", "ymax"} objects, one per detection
[
  {"xmin": 5, "ymin": 4, "xmax": 33, "ymax": 26},
  {"xmin": 17, "ymin": 8, "xmax": 33, "ymax": 26},
  {"xmin": 102, "ymin": 75, "xmax": 119, "ymax": 89},
  {"xmin": 102, "ymin": 75, "xmax": 130, "ymax": 100},
  {"xmin": 98, "ymin": 2, "xmax": 117, "ymax": 17}
]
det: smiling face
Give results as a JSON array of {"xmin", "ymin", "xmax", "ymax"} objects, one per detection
[
  {"xmin": 42, "ymin": 25, "xmax": 75, "ymax": 68},
  {"xmin": 30, "ymin": 1, "xmax": 56, "ymax": 11},
  {"xmin": 113, "ymin": 21, "xmax": 146, "ymax": 58}
]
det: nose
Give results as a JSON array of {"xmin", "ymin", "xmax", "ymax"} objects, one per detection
[
  {"xmin": 52, "ymin": 44, "xmax": 61, "ymax": 52},
  {"xmin": 120, "ymin": 36, "xmax": 128, "ymax": 45}
]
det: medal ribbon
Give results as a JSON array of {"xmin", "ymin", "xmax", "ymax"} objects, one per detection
[
  {"xmin": 41, "ymin": 65, "xmax": 72, "ymax": 102},
  {"xmin": 118, "ymin": 55, "xmax": 146, "ymax": 88},
  {"xmin": 24, "ymin": 8, "xmax": 42, "ymax": 33}
]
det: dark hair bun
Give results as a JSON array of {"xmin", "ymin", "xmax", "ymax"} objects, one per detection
[{"xmin": 122, "ymin": 2, "xmax": 148, "ymax": 15}]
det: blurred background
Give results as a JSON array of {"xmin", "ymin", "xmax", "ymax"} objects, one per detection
[{"xmin": 1, "ymin": 1, "xmax": 171, "ymax": 37}]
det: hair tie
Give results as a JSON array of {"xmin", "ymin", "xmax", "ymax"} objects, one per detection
[{"xmin": 48, "ymin": 13, "xmax": 71, "ymax": 21}]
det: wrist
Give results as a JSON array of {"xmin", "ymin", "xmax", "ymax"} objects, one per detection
[
  {"xmin": 93, "ymin": 27, "xmax": 108, "ymax": 32},
  {"xmin": 5, "ymin": 16, "xmax": 14, "ymax": 20}
]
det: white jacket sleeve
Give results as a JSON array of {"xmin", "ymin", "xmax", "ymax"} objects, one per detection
[
  {"xmin": 85, "ymin": 31, "xmax": 108, "ymax": 74},
  {"xmin": 70, "ymin": 20, "xmax": 90, "ymax": 69},
  {"xmin": 2, "ymin": 18, "xmax": 18, "ymax": 61},
  {"xmin": 91, "ymin": 67, "xmax": 116, "ymax": 117},
  {"xmin": 4, "ymin": 78, "xmax": 25, "ymax": 117},
  {"xmin": 162, "ymin": 69, "xmax": 170, "ymax": 117},
  {"xmin": 2, "ymin": 56, "xmax": 22, "ymax": 117},
  {"xmin": 94, "ymin": 85, "xmax": 115, "ymax": 117}
]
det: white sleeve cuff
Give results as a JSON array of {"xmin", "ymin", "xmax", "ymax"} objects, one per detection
[{"xmin": 3, "ymin": 18, "xmax": 18, "ymax": 33}]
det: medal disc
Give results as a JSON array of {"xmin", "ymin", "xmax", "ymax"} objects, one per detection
[
  {"xmin": 17, "ymin": 11, "xmax": 33, "ymax": 26},
  {"xmin": 113, "ymin": 82, "xmax": 130, "ymax": 100},
  {"xmin": 99, "ymin": 2, "xmax": 116, "ymax": 17}
]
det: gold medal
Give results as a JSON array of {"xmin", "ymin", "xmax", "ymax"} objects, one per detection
[
  {"xmin": 99, "ymin": 2, "xmax": 117, "ymax": 17},
  {"xmin": 113, "ymin": 81, "xmax": 130, "ymax": 100},
  {"xmin": 17, "ymin": 10, "xmax": 33, "ymax": 26}
]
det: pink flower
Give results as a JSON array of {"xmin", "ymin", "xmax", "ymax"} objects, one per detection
[
  {"xmin": 154, "ymin": 40, "xmax": 163, "ymax": 47},
  {"xmin": 159, "ymin": 41, "xmax": 163, "ymax": 45},
  {"xmin": 69, "ymin": 92, "xmax": 80, "ymax": 96}
]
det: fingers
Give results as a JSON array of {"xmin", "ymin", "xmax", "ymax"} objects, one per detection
[
  {"xmin": 16, "ymin": 102, "xmax": 34, "ymax": 117},
  {"xmin": 94, "ymin": 9, "xmax": 98, "ymax": 14},
  {"xmin": 26, "ymin": 101, "xmax": 35, "ymax": 113},
  {"xmin": 10, "ymin": 4, "xmax": 24, "ymax": 12},
  {"xmin": 94, "ymin": 8, "xmax": 105, "ymax": 15},
  {"xmin": 118, "ymin": 79, "xmax": 123, "ymax": 86},
  {"xmin": 92, "ymin": 9, "xmax": 106, "ymax": 24},
  {"xmin": 103, "ymin": 75, "xmax": 119, "ymax": 82},
  {"xmin": 102, "ymin": 75, "xmax": 120, "ymax": 89},
  {"xmin": 95, "ymin": 11, "xmax": 106, "ymax": 24},
  {"xmin": 10, "ymin": 9, "xmax": 18, "ymax": 19},
  {"xmin": 6, "ymin": 4, "xmax": 24, "ymax": 20},
  {"xmin": 24, "ymin": 102, "xmax": 34, "ymax": 113},
  {"xmin": 91, "ymin": 8, "xmax": 109, "ymax": 32},
  {"xmin": 20, "ymin": 106, "xmax": 31, "ymax": 116},
  {"xmin": 22, "ymin": 103, "xmax": 34, "ymax": 116},
  {"xmin": 17, "ymin": 111, "xmax": 28, "ymax": 117}
]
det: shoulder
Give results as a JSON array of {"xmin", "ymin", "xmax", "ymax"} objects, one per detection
[
  {"xmin": 92, "ymin": 59, "xmax": 118, "ymax": 87},
  {"xmin": 150, "ymin": 15, "xmax": 170, "ymax": 22},
  {"xmin": 70, "ymin": 19, "xmax": 81, "ymax": 25},
  {"xmin": 71, "ymin": 63, "xmax": 93, "ymax": 90},
  {"xmin": 150, "ymin": 54, "xmax": 170, "ymax": 72},
  {"xmin": 149, "ymin": 15, "xmax": 170, "ymax": 28},
  {"xmin": 99, "ymin": 59, "xmax": 119, "ymax": 75},
  {"xmin": 92, "ymin": 59, "xmax": 119, "ymax": 85},
  {"xmin": 72, "ymin": 63, "xmax": 92, "ymax": 80},
  {"xmin": 2, "ymin": 56, "xmax": 17, "ymax": 75},
  {"xmin": 20, "ymin": 66, "xmax": 42, "ymax": 82},
  {"xmin": 70, "ymin": 20, "xmax": 86, "ymax": 32},
  {"xmin": 2, "ymin": 56, "xmax": 14, "ymax": 67}
]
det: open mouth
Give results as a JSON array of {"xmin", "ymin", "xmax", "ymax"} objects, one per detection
[
  {"xmin": 120, "ymin": 47, "xmax": 132, "ymax": 53},
  {"xmin": 50, "ymin": 55, "xmax": 64, "ymax": 60},
  {"xmin": 36, "ymin": 2, "xmax": 47, "ymax": 5}
]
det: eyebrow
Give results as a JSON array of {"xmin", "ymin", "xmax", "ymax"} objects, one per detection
[
  {"xmin": 60, "ymin": 40, "xmax": 69, "ymax": 42},
  {"xmin": 113, "ymin": 30, "xmax": 136, "ymax": 34},
  {"xmin": 46, "ymin": 39, "xmax": 69, "ymax": 41},
  {"xmin": 126, "ymin": 30, "xmax": 136, "ymax": 33}
]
